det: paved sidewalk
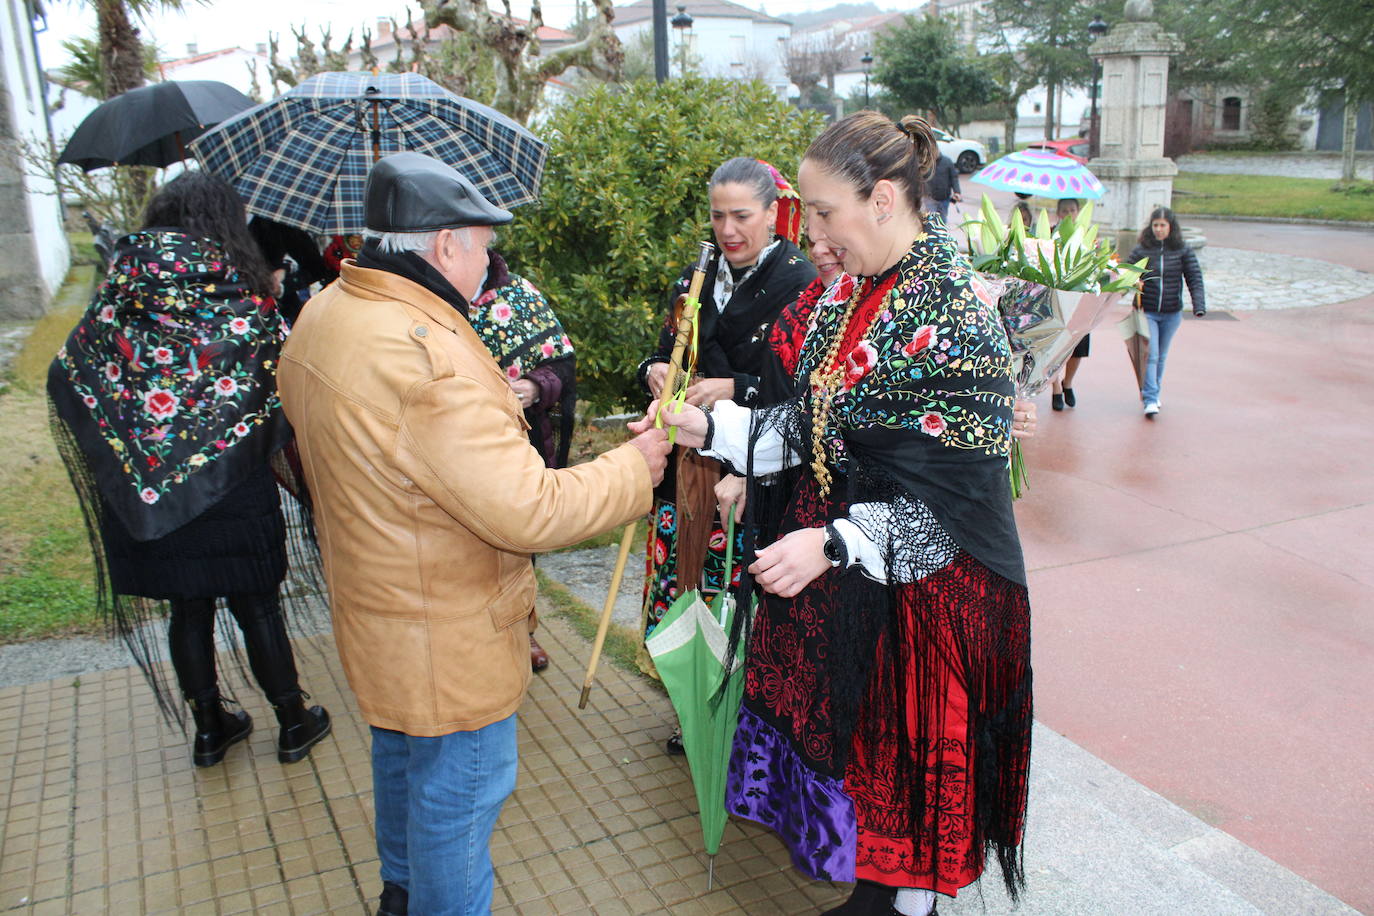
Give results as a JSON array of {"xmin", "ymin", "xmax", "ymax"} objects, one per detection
[{"xmin": 1, "ymin": 597, "xmax": 1359, "ymax": 915}]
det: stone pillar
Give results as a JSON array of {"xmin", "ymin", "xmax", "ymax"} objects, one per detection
[{"xmin": 1087, "ymin": 4, "xmax": 1183, "ymax": 247}]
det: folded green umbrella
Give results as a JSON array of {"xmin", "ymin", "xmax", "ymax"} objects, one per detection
[{"xmin": 645, "ymin": 516, "xmax": 751, "ymax": 886}]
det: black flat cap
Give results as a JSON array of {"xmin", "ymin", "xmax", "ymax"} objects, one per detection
[{"xmin": 364, "ymin": 152, "xmax": 513, "ymax": 232}]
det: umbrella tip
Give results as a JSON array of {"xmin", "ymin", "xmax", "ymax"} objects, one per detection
[{"xmin": 577, "ymin": 684, "xmax": 591, "ymax": 709}]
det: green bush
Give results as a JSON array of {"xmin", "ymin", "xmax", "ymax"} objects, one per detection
[{"xmin": 501, "ymin": 78, "xmax": 824, "ymax": 412}]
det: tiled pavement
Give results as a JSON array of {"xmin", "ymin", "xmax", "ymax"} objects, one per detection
[{"xmin": 0, "ymin": 609, "xmax": 848, "ymax": 915}]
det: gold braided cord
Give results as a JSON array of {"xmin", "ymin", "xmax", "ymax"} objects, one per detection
[{"xmin": 808, "ymin": 278, "xmax": 869, "ymax": 497}]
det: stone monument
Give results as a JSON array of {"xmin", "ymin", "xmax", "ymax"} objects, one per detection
[{"xmin": 1087, "ymin": 0, "xmax": 1184, "ymax": 249}]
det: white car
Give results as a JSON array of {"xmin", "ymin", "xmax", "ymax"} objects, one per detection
[{"xmin": 933, "ymin": 127, "xmax": 987, "ymax": 173}]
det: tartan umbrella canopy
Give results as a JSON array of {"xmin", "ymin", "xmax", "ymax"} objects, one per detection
[{"xmin": 189, "ymin": 72, "xmax": 547, "ymax": 235}]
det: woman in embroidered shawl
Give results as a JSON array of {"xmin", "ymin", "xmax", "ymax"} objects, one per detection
[
  {"xmin": 637, "ymin": 113, "xmax": 1032, "ymax": 916},
  {"xmin": 48, "ymin": 171, "xmax": 331, "ymax": 769},
  {"xmin": 468, "ymin": 250, "xmax": 577, "ymax": 672},
  {"xmin": 635, "ymin": 157, "xmax": 817, "ymax": 752}
]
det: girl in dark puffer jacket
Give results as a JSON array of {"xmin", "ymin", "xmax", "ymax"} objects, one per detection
[{"xmin": 1128, "ymin": 207, "xmax": 1206, "ymax": 417}]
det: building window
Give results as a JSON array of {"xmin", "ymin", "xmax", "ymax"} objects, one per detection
[
  {"xmin": 1222, "ymin": 97, "xmax": 1242, "ymax": 131},
  {"xmin": 730, "ymin": 35, "xmax": 746, "ymax": 66}
]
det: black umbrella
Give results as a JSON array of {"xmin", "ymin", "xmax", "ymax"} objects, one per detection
[{"xmin": 58, "ymin": 80, "xmax": 256, "ymax": 172}]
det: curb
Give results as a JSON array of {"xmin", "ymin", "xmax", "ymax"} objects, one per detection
[{"xmin": 1179, "ymin": 213, "xmax": 1374, "ymax": 229}]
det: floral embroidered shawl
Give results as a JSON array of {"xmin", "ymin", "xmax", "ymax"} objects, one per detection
[{"xmin": 48, "ymin": 230, "xmax": 293, "ymax": 542}]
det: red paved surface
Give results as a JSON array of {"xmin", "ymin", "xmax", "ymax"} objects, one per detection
[{"xmin": 1013, "ymin": 216, "xmax": 1374, "ymax": 912}]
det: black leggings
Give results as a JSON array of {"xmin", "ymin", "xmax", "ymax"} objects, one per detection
[{"xmin": 167, "ymin": 591, "xmax": 301, "ymax": 706}]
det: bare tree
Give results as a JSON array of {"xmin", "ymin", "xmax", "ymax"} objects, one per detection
[
  {"xmin": 782, "ymin": 31, "xmax": 853, "ymax": 94},
  {"xmin": 420, "ymin": 0, "xmax": 624, "ymax": 123}
]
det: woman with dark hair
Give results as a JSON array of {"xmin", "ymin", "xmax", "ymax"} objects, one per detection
[
  {"xmin": 636, "ymin": 157, "xmax": 817, "ymax": 752},
  {"xmin": 1128, "ymin": 206, "xmax": 1206, "ymax": 417},
  {"xmin": 639, "ymin": 112, "xmax": 1033, "ymax": 916},
  {"xmin": 48, "ymin": 170, "xmax": 331, "ymax": 767}
]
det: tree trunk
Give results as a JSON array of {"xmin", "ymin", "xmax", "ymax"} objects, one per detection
[
  {"xmin": 1004, "ymin": 101, "xmax": 1018, "ymax": 155},
  {"xmin": 1044, "ymin": 81, "xmax": 1056, "ymax": 140},
  {"xmin": 1341, "ymin": 87, "xmax": 1358, "ymax": 184},
  {"xmin": 96, "ymin": 0, "xmax": 146, "ymax": 98}
]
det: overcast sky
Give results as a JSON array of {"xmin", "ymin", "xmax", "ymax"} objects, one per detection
[{"xmin": 37, "ymin": 0, "xmax": 836, "ymax": 68}]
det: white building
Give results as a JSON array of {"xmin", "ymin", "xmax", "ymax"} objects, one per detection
[
  {"xmin": 1, "ymin": 0, "xmax": 70, "ymax": 318},
  {"xmin": 612, "ymin": 0, "xmax": 792, "ymax": 96}
]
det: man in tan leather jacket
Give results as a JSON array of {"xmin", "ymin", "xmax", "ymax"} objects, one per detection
[{"xmin": 277, "ymin": 152, "xmax": 669, "ymax": 916}]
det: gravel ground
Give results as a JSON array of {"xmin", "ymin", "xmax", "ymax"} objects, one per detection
[
  {"xmin": 1176, "ymin": 152, "xmax": 1374, "ymax": 180},
  {"xmin": 1199, "ymin": 246, "xmax": 1374, "ymax": 311}
]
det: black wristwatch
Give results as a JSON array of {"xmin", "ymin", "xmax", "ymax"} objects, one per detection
[{"xmin": 822, "ymin": 522, "xmax": 848, "ymax": 568}]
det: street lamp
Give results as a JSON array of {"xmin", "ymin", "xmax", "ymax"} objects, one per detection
[
  {"xmin": 671, "ymin": 5, "xmax": 694, "ymax": 77},
  {"xmin": 861, "ymin": 50, "xmax": 873, "ymax": 108},
  {"xmin": 1087, "ymin": 15, "xmax": 1108, "ymax": 158}
]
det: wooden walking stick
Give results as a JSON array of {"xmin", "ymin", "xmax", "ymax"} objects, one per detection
[{"xmin": 578, "ymin": 240, "xmax": 716, "ymax": 709}]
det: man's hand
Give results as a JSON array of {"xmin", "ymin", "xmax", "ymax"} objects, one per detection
[
  {"xmin": 627, "ymin": 428, "xmax": 671, "ymax": 487},
  {"xmin": 685, "ymin": 377, "xmax": 734, "ymax": 407},
  {"xmin": 951, "ymin": 192, "xmax": 962, "ymax": 203},
  {"xmin": 749, "ymin": 527, "xmax": 830, "ymax": 597},
  {"xmin": 628, "ymin": 399, "xmax": 709, "ymax": 449},
  {"xmin": 509, "ymin": 377, "xmax": 539, "ymax": 409},
  {"xmin": 716, "ymin": 474, "xmax": 746, "ymax": 523},
  {"xmin": 1011, "ymin": 398, "xmax": 1037, "ymax": 440},
  {"xmin": 646, "ymin": 362, "xmax": 669, "ymax": 398}
]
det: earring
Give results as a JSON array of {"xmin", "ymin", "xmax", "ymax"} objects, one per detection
[{"xmin": 876, "ymin": 211, "xmax": 891, "ymax": 224}]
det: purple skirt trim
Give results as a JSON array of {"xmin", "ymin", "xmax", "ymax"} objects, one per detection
[{"xmin": 726, "ymin": 706, "xmax": 857, "ymax": 882}]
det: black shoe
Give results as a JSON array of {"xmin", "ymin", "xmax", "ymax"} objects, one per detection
[
  {"xmin": 377, "ymin": 881, "xmax": 408, "ymax": 916},
  {"xmin": 820, "ymin": 880, "xmax": 896, "ymax": 915},
  {"xmin": 189, "ymin": 698, "xmax": 253, "ymax": 768},
  {"xmin": 1063, "ymin": 387, "xmax": 1076, "ymax": 407},
  {"xmin": 665, "ymin": 726, "xmax": 685, "ymax": 756},
  {"xmin": 274, "ymin": 698, "xmax": 332, "ymax": 764},
  {"xmin": 1051, "ymin": 392, "xmax": 1064, "ymax": 411}
]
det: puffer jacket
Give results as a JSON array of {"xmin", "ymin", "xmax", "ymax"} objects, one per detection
[
  {"xmin": 277, "ymin": 261, "xmax": 652, "ymax": 736},
  {"xmin": 1128, "ymin": 240, "xmax": 1206, "ymax": 315}
]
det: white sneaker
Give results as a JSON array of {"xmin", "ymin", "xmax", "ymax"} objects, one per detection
[{"xmin": 1143, "ymin": 402, "xmax": 1160, "ymax": 417}]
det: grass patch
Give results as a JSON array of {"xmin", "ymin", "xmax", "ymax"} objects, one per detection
[
  {"xmin": 536, "ymin": 568, "xmax": 663, "ymax": 692},
  {"xmin": 0, "ymin": 264, "xmax": 102, "ymax": 643},
  {"xmin": 1173, "ymin": 171, "xmax": 1374, "ymax": 222}
]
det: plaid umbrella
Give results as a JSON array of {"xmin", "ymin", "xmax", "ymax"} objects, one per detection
[{"xmin": 189, "ymin": 72, "xmax": 547, "ymax": 235}]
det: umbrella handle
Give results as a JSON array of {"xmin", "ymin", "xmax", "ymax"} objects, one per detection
[{"xmin": 578, "ymin": 520, "xmax": 638, "ymax": 709}]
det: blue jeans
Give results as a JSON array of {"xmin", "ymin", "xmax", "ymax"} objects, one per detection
[
  {"xmin": 371, "ymin": 716, "xmax": 518, "ymax": 915},
  {"xmin": 1142, "ymin": 310, "xmax": 1182, "ymax": 405}
]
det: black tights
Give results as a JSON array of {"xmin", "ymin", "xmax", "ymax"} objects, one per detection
[{"xmin": 167, "ymin": 592, "xmax": 301, "ymax": 707}]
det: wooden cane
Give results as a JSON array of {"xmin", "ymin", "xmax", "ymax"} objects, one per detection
[
  {"xmin": 577, "ymin": 241, "xmax": 715, "ymax": 709},
  {"xmin": 578, "ymin": 520, "xmax": 638, "ymax": 709}
]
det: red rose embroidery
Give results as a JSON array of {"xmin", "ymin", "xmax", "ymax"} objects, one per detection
[
  {"xmin": 215, "ymin": 376, "xmax": 239, "ymax": 397},
  {"xmin": 843, "ymin": 340, "xmax": 878, "ymax": 390},
  {"xmin": 152, "ymin": 346, "xmax": 174, "ymax": 365},
  {"xmin": 139, "ymin": 487, "xmax": 159, "ymax": 504},
  {"xmin": 902, "ymin": 325, "xmax": 937, "ymax": 357},
  {"xmin": 919, "ymin": 411, "xmax": 947, "ymax": 437},
  {"xmin": 103, "ymin": 361, "xmax": 122, "ymax": 382},
  {"xmin": 144, "ymin": 389, "xmax": 180, "ymax": 420}
]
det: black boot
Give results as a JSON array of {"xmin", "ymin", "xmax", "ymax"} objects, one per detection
[
  {"xmin": 821, "ymin": 880, "xmax": 897, "ymax": 915},
  {"xmin": 273, "ymin": 694, "xmax": 332, "ymax": 764},
  {"xmin": 188, "ymin": 694, "xmax": 253, "ymax": 767},
  {"xmin": 377, "ymin": 881, "xmax": 408, "ymax": 916}
]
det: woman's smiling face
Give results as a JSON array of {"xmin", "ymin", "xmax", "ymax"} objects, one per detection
[
  {"xmin": 808, "ymin": 236, "xmax": 845, "ymax": 286},
  {"xmin": 798, "ymin": 159, "xmax": 883, "ymax": 277}
]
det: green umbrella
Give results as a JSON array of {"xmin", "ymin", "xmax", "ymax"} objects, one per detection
[{"xmin": 645, "ymin": 516, "xmax": 750, "ymax": 886}]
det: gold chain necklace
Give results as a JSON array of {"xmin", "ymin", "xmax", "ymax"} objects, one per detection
[{"xmin": 808, "ymin": 277, "xmax": 869, "ymax": 498}]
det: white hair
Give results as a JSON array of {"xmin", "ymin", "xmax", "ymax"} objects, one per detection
[{"xmin": 363, "ymin": 227, "xmax": 474, "ymax": 255}]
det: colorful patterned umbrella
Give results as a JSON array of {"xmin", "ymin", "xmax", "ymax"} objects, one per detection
[
  {"xmin": 189, "ymin": 72, "xmax": 547, "ymax": 235},
  {"xmin": 971, "ymin": 149, "xmax": 1106, "ymax": 199}
]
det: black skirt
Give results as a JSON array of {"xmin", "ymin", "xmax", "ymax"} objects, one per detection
[
  {"xmin": 100, "ymin": 466, "xmax": 287, "ymax": 600},
  {"xmin": 1072, "ymin": 333, "xmax": 1091, "ymax": 359}
]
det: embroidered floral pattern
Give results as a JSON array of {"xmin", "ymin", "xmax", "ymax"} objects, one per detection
[
  {"xmin": 51, "ymin": 231, "xmax": 288, "ymax": 507},
  {"xmin": 794, "ymin": 220, "xmax": 1016, "ymax": 467},
  {"xmin": 468, "ymin": 275, "xmax": 574, "ymax": 375}
]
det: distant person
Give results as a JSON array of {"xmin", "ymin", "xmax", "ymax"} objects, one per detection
[
  {"xmin": 1010, "ymin": 200, "xmax": 1033, "ymax": 230},
  {"xmin": 48, "ymin": 171, "xmax": 332, "ymax": 768},
  {"xmin": 1128, "ymin": 206, "xmax": 1206, "ymax": 418},
  {"xmin": 1051, "ymin": 198, "xmax": 1087, "ymax": 411},
  {"xmin": 923, "ymin": 153, "xmax": 962, "ymax": 223},
  {"xmin": 248, "ymin": 217, "xmax": 337, "ymax": 324}
]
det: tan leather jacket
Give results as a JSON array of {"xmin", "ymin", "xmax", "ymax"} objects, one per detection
[{"xmin": 278, "ymin": 262, "xmax": 650, "ymax": 736}]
